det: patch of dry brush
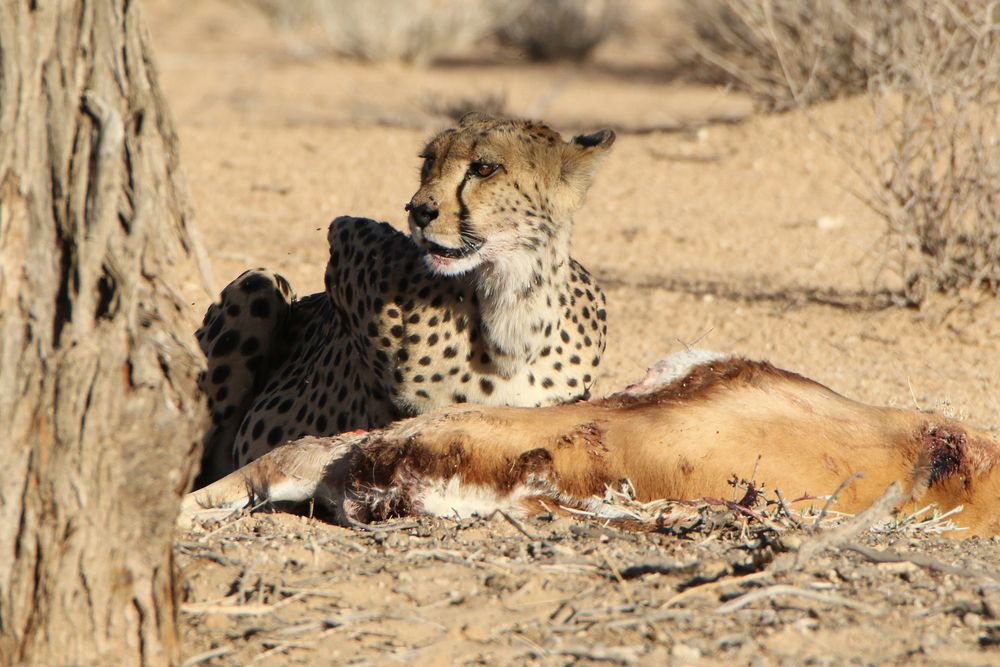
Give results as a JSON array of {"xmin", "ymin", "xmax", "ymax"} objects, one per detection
[
  {"xmin": 497, "ymin": 0, "xmax": 627, "ymax": 62},
  {"xmin": 863, "ymin": 2, "xmax": 1000, "ymax": 303},
  {"xmin": 246, "ymin": 0, "xmax": 627, "ymax": 65},
  {"xmin": 685, "ymin": 0, "xmax": 1000, "ymax": 303}
]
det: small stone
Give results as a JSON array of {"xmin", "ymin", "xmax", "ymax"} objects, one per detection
[
  {"xmin": 671, "ymin": 643, "xmax": 701, "ymax": 662},
  {"xmin": 877, "ymin": 561, "xmax": 919, "ymax": 576},
  {"xmin": 983, "ymin": 591, "xmax": 1000, "ymax": 619},
  {"xmin": 951, "ymin": 591, "xmax": 983, "ymax": 615},
  {"xmin": 780, "ymin": 535, "xmax": 803, "ymax": 551},
  {"xmin": 793, "ymin": 617, "xmax": 819, "ymax": 633},
  {"xmin": 816, "ymin": 215, "xmax": 844, "ymax": 230}
]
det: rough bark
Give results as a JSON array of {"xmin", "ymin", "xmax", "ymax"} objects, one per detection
[{"xmin": 0, "ymin": 1, "xmax": 210, "ymax": 665}]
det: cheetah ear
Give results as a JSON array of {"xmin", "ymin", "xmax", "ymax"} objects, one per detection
[
  {"xmin": 560, "ymin": 129, "xmax": 615, "ymax": 207},
  {"xmin": 572, "ymin": 129, "xmax": 615, "ymax": 150}
]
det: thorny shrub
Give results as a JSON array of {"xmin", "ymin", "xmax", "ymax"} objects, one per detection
[
  {"xmin": 865, "ymin": 2, "xmax": 1000, "ymax": 303},
  {"xmin": 497, "ymin": 0, "xmax": 628, "ymax": 62},
  {"xmin": 681, "ymin": 0, "xmax": 882, "ymax": 112},
  {"xmin": 686, "ymin": 0, "xmax": 1000, "ymax": 303}
]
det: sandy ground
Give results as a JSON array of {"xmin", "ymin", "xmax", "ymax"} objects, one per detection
[{"xmin": 149, "ymin": 2, "xmax": 1000, "ymax": 665}]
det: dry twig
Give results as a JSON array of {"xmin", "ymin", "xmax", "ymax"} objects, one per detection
[
  {"xmin": 598, "ymin": 546, "xmax": 635, "ymax": 605},
  {"xmin": 773, "ymin": 488, "xmax": 802, "ymax": 529},
  {"xmin": 181, "ymin": 647, "xmax": 234, "ymax": 667},
  {"xmin": 773, "ymin": 481, "xmax": 903, "ymax": 573},
  {"xmin": 811, "ymin": 472, "xmax": 863, "ymax": 531},
  {"xmin": 489, "ymin": 508, "xmax": 541, "ymax": 540},
  {"xmin": 716, "ymin": 584, "xmax": 883, "ymax": 615},
  {"xmin": 180, "ymin": 591, "xmax": 307, "ymax": 616},
  {"xmin": 842, "ymin": 542, "xmax": 999, "ymax": 581}
]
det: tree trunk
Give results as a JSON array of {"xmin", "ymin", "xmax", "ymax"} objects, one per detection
[{"xmin": 0, "ymin": 1, "xmax": 210, "ymax": 665}]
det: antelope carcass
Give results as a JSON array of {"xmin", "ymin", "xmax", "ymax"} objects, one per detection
[{"xmin": 180, "ymin": 350, "xmax": 1000, "ymax": 535}]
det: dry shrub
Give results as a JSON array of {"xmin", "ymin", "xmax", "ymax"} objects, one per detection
[
  {"xmin": 497, "ymin": 0, "xmax": 627, "ymax": 61},
  {"xmin": 686, "ymin": 0, "xmax": 1000, "ymax": 303},
  {"xmin": 248, "ymin": 0, "xmax": 521, "ymax": 65},
  {"xmin": 247, "ymin": 0, "xmax": 626, "ymax": 65},
  {"xmin": 681, "ymin": 0, "xmax": 893, "ymax": 112},
  {"xmin": 864, "ymin": 2, "xmax": 1000, "ymax": 303}
]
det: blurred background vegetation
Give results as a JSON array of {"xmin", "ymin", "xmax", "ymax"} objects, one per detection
[{"xmin": 246, "ymin": 0, "xmax": 627, "ymax": 65}]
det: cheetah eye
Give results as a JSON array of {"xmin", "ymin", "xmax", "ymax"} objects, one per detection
[
  {"xmin": 469, "ymin": 162, "xmax": 500, "ymax": 178},
  {"xmin": 420, "ymin": 156, "xmax": 435, "ymax": 180}
]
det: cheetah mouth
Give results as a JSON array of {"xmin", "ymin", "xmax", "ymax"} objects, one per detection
[{"xmin": 423, "ymin": 239, "xmax": 483, "ymax": 260}]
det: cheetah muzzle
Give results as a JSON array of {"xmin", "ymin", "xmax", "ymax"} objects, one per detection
[{"xmin": 195, "ymin": 114, "xmax": 615, "ymax": 484}]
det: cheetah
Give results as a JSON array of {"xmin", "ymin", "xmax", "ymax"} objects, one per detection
[{"xmin": 196, "ymin": 114, "xmax": 615, "ymax": 482}]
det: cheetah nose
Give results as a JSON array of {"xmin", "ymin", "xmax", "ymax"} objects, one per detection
[{"xmin": 406, "ymin": 202, "xmax": 439, "ymax": 230}]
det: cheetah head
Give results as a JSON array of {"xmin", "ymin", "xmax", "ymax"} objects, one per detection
[{"xmin": 406, "ymin": 113, "xmax": 615, "ymax": 276}]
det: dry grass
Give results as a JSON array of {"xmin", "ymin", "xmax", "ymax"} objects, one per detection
[
  {"xmin": 684, "ymin": 0, "xmax": 1000, "ymax": 303},
  {"xmin": 496, "ymin": 0, "xmax": 628, "ymax": 61},
  {"xmin": 680, "ymin": 0, "xmax": 882, "ymax": 112}
]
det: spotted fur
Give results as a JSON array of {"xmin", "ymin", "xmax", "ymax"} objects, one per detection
[{"xmin": 197, "ymin": 115, "xmax": 614, "ymax": 481}]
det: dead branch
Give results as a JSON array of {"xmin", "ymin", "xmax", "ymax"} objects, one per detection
[
  {"xmin": 521, "ymin": 644, "xmax": 642, "ymax": 665},
  {"xmin": 619, "ymin": 560, "xmax": 699, "ymax": 580},
  {"xmin": 774, "ymin": 488, "xmax": 802, "ymax": 529},
  {"xmin": 180, "ymin": 591, "xmax": 307, "ymax": 616},
  {"xmin": 345, "ymin": 516, "xmax": 421, "ymax": 533},
  {"xmin": 842, "ymin": 542, "xmax": 999, "ymax": 581},
  {"xmin": 811, "ymin": 472, "xmax": 864, "ymax": 531},
  {"xmin": 489, "ymin": 509, "xmax": 541, "ymax": 540},
  {"xmin": 180, "ymin": 647, "xmax": 235, "ymax": 667},
  {"xmin": 599, "ymin": 546, "xmax": 635, "ymax": 605},
  {"xmin": 773, "ymin": 481, "xmax": 903, "ymax": 573},
  {"xmin": 661, "ymin": 571, "xmax": 772, "ymax": 609},
  {"xmin": 715, "ymin": 584, "xmax": 883, "ymax": 615}
]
